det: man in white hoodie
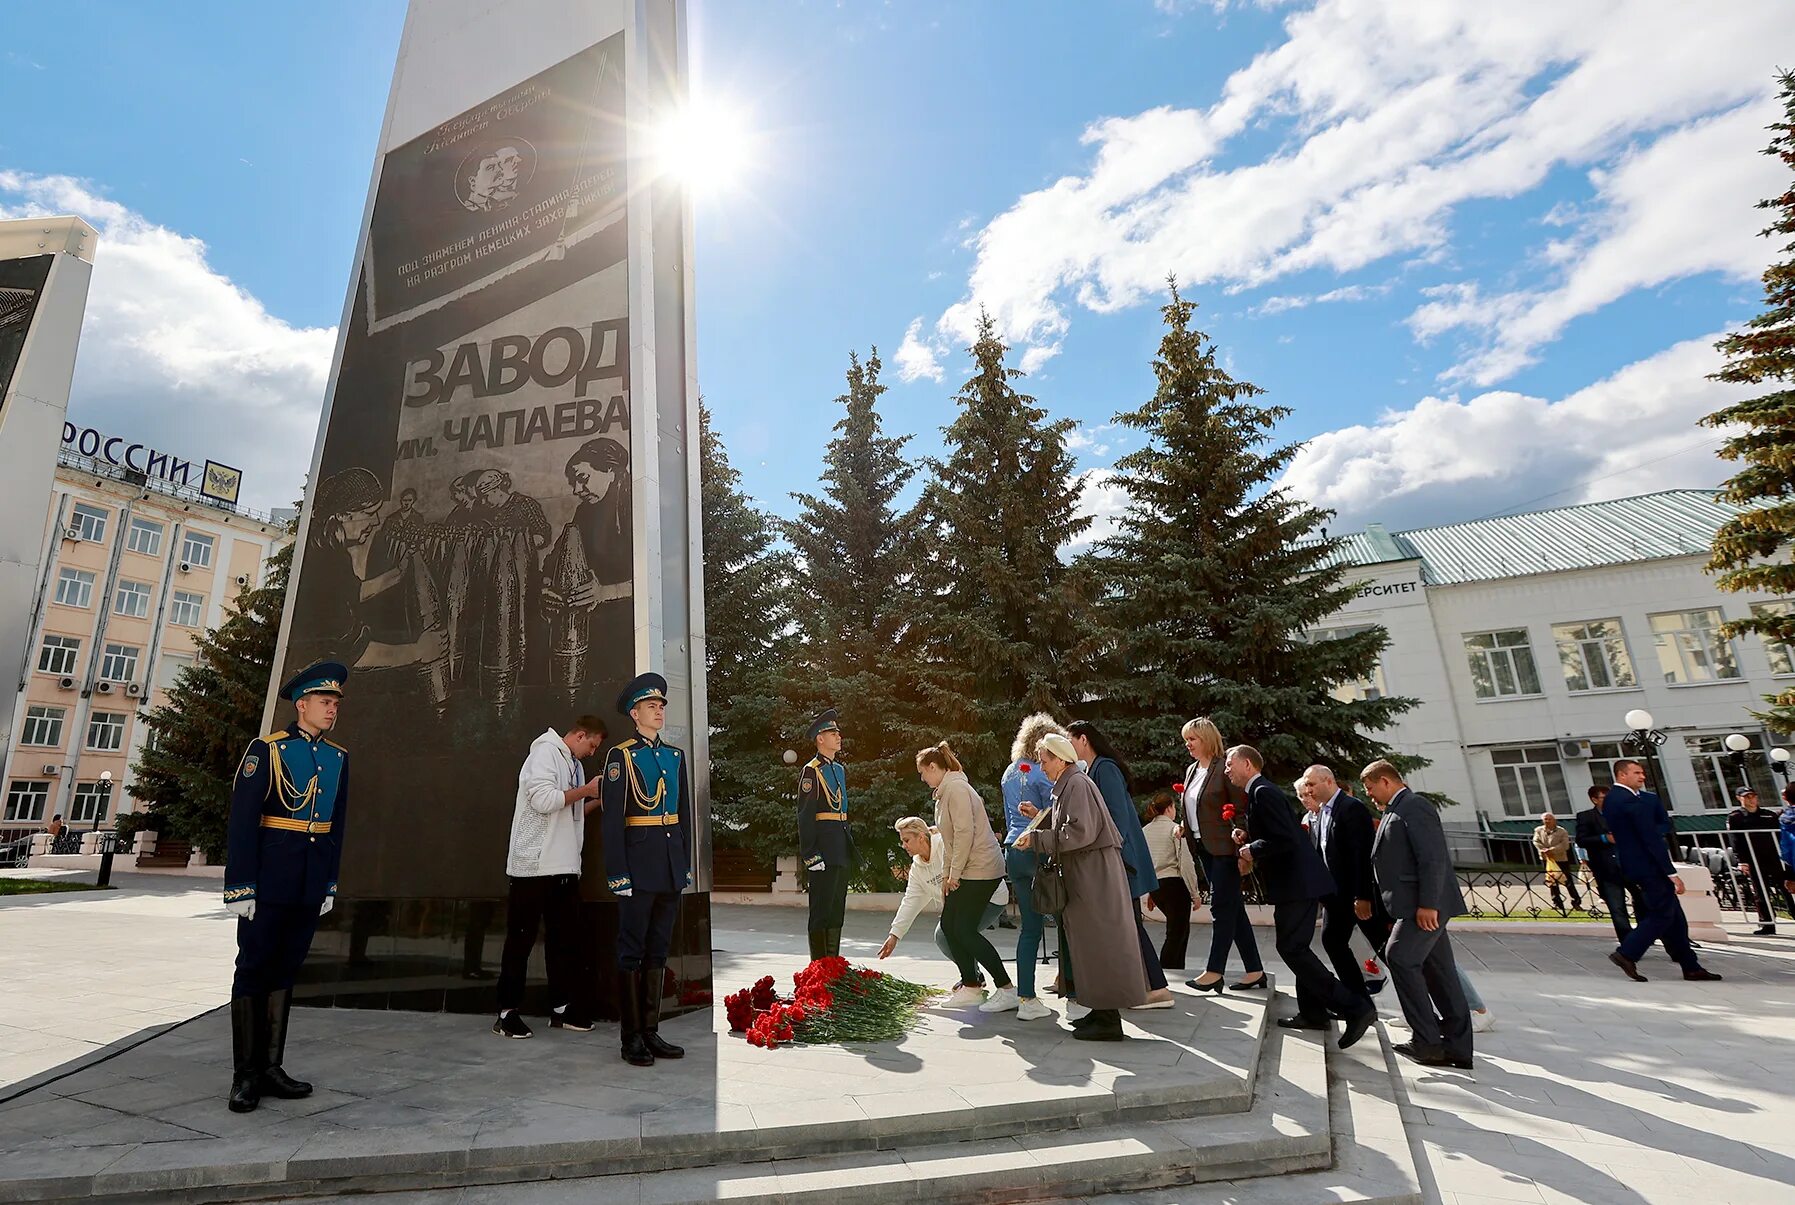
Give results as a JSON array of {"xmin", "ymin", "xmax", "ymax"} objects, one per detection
[{"xmin": 493, "ymin": 716, "xmax": 607, "ymax": 1039}]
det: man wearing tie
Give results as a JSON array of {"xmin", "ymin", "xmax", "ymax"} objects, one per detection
[
  {"xmin": 1228, "ymin": 746, "xmax": 1376, "ymax": 1049},
  {"xmin": 1302, "ymin": 766, "xmax": 1390, "ymax": 1010},
  {"xmin": 1603, "ymin": 759, "xmax": 1722, "ymax": 984},
  {"xmin": 1360, "ymin": 760, "xmax": 1472, "ymax": 1070}
]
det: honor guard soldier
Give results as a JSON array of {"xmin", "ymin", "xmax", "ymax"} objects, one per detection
[
  {"xmin": 222, "ymin": 661, "xmax": 350, "ymax": 1113},
  {"xmin": 799, "ymin": 709, "xmax": 854, "ymax": 960},
  {"xmin": 601, "ymin": 672, "xmax": 693, "ymax": 1067}
]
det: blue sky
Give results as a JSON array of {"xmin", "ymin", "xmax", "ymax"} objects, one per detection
[{"xmin": 2, "ymin": 1, "xmax": 1787, "ymax": 534}]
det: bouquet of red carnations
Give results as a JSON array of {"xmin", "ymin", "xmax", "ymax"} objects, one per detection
[{"xmin": 724, "ymin": 957, "xmax": 938, "ymax": 1049}]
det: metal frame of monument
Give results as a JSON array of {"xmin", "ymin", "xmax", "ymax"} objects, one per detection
[{"xmin": 266, "ymin": 0, "xmax": 710, "ymax": 1016}]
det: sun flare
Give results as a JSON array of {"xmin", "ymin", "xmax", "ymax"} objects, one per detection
[{"xmin": 650, "ymin": 99, "xmax": 750, "ymax": 194}]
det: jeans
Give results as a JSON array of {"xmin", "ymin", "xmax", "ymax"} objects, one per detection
[
  {"xmin": 1132, "ymin": 897, "xmax": 1169, "ymax": 990},
  {"xmin": 1005, "ymin": 845, "xmax": 1046, "ymax": 997},
  {"xmin": 933, "ymin": 900, "xmax": 1005, "ymax": 980},
  {"xmin": 939, "ymin": 877, "xmax": 1012, "ymax": 990}
]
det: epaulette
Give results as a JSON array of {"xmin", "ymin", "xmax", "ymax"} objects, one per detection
[
  {"xmin": 804, "ymin": 757, "xmax": 821, "ymax": 771},
  {"xmin": 617, "ymin": 738, "xmax": 638, "ymax": 750},
  {"xmin": 259, "ymin": 729, "xmax": 287, "ymax": 744},
  {"xmin": 322, "ymin": 738, "xmax": 348, "ymax": 752}
]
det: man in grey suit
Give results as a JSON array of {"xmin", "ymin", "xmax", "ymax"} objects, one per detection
[{"xmin": 1360, "ymin": 760, "xmax": 1473, "ymax": 1070}]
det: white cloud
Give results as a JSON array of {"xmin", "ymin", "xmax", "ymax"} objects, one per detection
[
  {"xmin": 912, "ymin": 1, "xmax": 1785, "ymax": 384},
  {"xmin": 0, "ymin": 171, "xmax": 333, "ymax": 514},
  {"xmin": 1278, "ymin": 332, "xmax": 1736, "ymax": 531},
  {"xmin": 894, "ymin": 316, "xmax": 944, "ymax": 382},
  {"xmin": 1251, "ymin": 282, "xmax": 1390, "ymax": 316},
  {"xmin": 1066, "ymin": 421, "xmax": 1120, "ymax": 457},
  {"xmin": 1071, "ymin": 468, "xmax": 1129, "ymax": 549},
  {"xmin": 1018, "ymin": 342, "xmax": 1062, "ymax": 374}
]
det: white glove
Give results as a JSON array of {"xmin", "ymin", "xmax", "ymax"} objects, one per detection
[
  {"xmin": 810, "ymin": 861, "xmax": 826, "ymax": 872},
  {"xmin": 615, "ymin": 887, "xmax": 634, "ymax": 897},
  {"xmin": 319, "ymin": 897, "xmax": 334, "ymax": 916},
  {"xmin": 227, "ymin": 898, "xmax": 256, "ymax": 921}
]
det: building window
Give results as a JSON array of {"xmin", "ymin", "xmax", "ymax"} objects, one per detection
[
  {"xmin": 1464, "ymin": 629, "xmax": 1541, "ymax": 699},
  {"xmin": 99, "ymin": 644, "xmax": 139, "ymax": 683},
  {"xmin": 70, "ymin": 782, "xmax": 112, "ymax": 824},
  {"xmin": 1688, "ymin": 733, "xmax": 1776, "ymax": 810},
  {"xmin": 69, "ymin": 503, "xmax": 108, "ymax": 543},
  {"xmin": 1552, "ymin": 619, "xmax": 1635, "ymax": 692},
  {"xmin": 20, "ymin": 706, "xmax": 65, "ymax": 748},
  {"xmin": 4, "ymin": 782, "xmax": 51, "ymax": 823},
  {"xmin": 1490, "ymin": 745, "xmax": 1571, "ymax": 817},
  {"xmin": 155, "ymin": 652, "xmax": 194, "ymax": 695},
  {"xmin": 55, "ymin": 568, "xmax": 95, "ymax": 608},
  {"xmin": 1586, "ymin": 741, "xmax": 1629, "ymax": 794},
  {"xmin": 86, "ymin": 712, "xmax": 126, "ymax": 752},
  {"xmin": 1750, "ymin": 601, "xmax": 1795, "ymax": 675},
  {"xmin": 126, "ymin": 517, "xmax": 164, "ymax": 556},
  {"xmin": 1648, "ymin": 608, "xmax": 1740, "ymax": 685},
  {"xmin": 37, "ymin": 635, "xmax": 81, "ymax": 676},
  {"xmin": 169, "ymin": 590, "xmax": 205, "ymax": 628},
  {"xmin": 113, "ymin": 579, "xmax": 152, "ymax": 619},
  {"xmin": 181, "ymin": 531, "xmax": 215, "ymax": 568}
]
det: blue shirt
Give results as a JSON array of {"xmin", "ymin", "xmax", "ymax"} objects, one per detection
[{"xmin": 1000, "ymin": 759, "xmax": 1055, "ymax": 844}]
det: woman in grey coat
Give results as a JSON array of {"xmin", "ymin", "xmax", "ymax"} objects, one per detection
[{"xmin": 1016, "ymin": 733, "xmax": 1148, "ymax": 1040}]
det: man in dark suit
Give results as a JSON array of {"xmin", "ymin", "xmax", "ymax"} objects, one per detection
[
  {"xmin": 1360, "ymin": 760, "xmax": 1472, "ymax": 1070},
  {"xmin": 1576, "ymin": 784, "xmax": 1639, "ymax": 943},
  {"xmin": 1604, "ymin": 759, "xmax": 1721, "ymax": 984},
  {"xmin": 1301, "ymin": 765, "xmax": 1391, "ymax": 1008},
  {"xmin": 1227, "ymin": 746, "xmax": 1376, "ymax": 1050}
]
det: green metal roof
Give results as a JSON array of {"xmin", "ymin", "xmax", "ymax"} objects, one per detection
[{"xmin": 1316, "ymin": 490, "xmax": 1738, "ymax": 586}]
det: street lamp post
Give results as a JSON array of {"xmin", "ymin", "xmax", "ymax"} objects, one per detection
[
  {"xmin": 1622, "ymin": 709, "xmax": 1679, "ymax": 864},
  {"xmin": 95, "ymin": 770, "xmax": 117, "ymax": 888}
]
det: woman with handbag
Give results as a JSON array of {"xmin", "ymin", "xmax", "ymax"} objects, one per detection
[
  {"xmin": 1179, "ymin": 718, "xmax": 1266, "ymax": 993},
  {"xmin": 1016, "ymin": 733, "xmax": 1148, "ymax": 1041},
  {"xmin": 918, "ymin": 743, "xmax": 1017, "ymax": 1010},
  {"xmin": 999, "ymin": 714, "xmax": 1066, "ymax": 1021}
]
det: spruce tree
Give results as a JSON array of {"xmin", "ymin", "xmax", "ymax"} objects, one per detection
[
  {"xmin": 913, "ymin": 313, "xmax": 1093, "ymax": 782},
  {"xmin": 1704, "ymin": 70, "xmax": 1795, "ymax": 732},
  {"xmin": 776, "ymin": 349, "xmax": 934, "ymax": 887},
  {"xmin": 699, "ymin": 402, "xmax": 800, "ymax": 868},
  {"xmin": 129, "ymin": 538, "xmax": 293, "ymax": 859},
  {"xmin": 1087, "ymin": 283, "xmax": 1419, "ymax": 790}
]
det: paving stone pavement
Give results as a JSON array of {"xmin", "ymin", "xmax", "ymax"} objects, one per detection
[{"xmin": 5, "ymin": 877, "xmax": 1795, "ymax": 1202}]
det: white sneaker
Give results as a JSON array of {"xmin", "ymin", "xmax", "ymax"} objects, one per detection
[
  {"xmin": 1130, "ymin": 989, "xmax": 1176, "ymax": 1010},
  {"xmin": 942, "ymin": 984, "xmax": 987, "ymax": 1008},
  {"xmin": 978, "ymin": 985, "xmax": 1020, "ymax": 1013},
  {"xmin": 1066, "ymin": 1000, "xmax": 1092, "ymax": 1022},
  {"xmin": 1471, "ymin": 1010, "xmax": 1496, "ymax": 1033},
  {"xmin": 1017, "ymin": 998, "xmax": 1054, "ymax": 1021}
]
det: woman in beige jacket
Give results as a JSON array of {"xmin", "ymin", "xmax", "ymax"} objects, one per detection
[{"xmin": 918, "ymin": 742, "xmax": 1016, "ymax": 1010}]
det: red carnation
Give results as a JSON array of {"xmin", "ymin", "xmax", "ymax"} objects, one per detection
[
  {"xmin": 1019, "ymin": 762, "xmax": 1032, "ymax": 773},
  {"xmin": 1172, "ymin": 782, "xmax": 1185, "ymax": 794},
  {"xmin": 1222, "ymin": 804, "xmax": 1237, "ymax": 822},
  {"xmin": 1364, "ymin": 958, "xmax": 1381, "ymax": 976}
]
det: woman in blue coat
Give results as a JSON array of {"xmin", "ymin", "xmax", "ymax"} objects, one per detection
[{"xmin": 1068, "ymin": 721, "xmax": 1174, "ymax": 1009}]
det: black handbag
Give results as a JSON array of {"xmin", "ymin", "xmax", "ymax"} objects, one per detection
[{"xmin": 1031, "ymin": 856, "xmax": 1068, "ymax": 914}]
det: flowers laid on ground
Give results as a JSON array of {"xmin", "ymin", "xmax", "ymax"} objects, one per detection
[{"xmin": 724, "ymin": 957, "xmax": 938, "ymax": 1049}]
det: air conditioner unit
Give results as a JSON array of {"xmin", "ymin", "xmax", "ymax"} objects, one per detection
[
  {"xmin": 125, "ymin": 682, "xmax": 143, "ymax": 698},
  {"xmin": 235, "ymin": 574, "xmax": 251, "ymax": 588},
  {"xmin": 42, "ymin": 765, "xmax": 60, "ymax": 777},
  {"xmin": 177, "ymin": 562, "xmax": 192, "ymax": 574},
  {"xmin": 65, "ymin": 526, "xmax": 82, "ymax": 542},
  {"xmin": 57, "ymin": 676, "xmax": 76, "ymax": 691},
  {"xmin": 95, "ymin": 680, "xmax": 114, "ymax": 695},
  {"xmin": 1560, "ymin": 739, "xmax": 1592, "ymax": 760}
]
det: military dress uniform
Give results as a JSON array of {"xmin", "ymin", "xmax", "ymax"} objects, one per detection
[
  {"xmin": 602, "ymin": 672, "xmax": 693, "ymax": 1066},
  {"xmin": 223, "ymin": 661, "xmax": 350, "ymax": 1113},
  {"xmin": 798, "ymin": 709, "xmax": 853, "ymax": 960}
]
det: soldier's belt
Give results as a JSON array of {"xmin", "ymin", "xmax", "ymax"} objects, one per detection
[
  {"xmin": 261, "ymin": 816, "xmax": 331, "ymax": 834},
  {"xmin": 625, "ymin": 814, "xmax": 680, "ymax": 827},
  {"xmin": 813, "ymin": 812, "xmax": 847, "ymax": 821}
]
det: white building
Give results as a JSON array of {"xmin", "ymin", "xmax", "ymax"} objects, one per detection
[{"xmin": 1312, "ymin": 490, "xmax": 1788, "ymax": 834}]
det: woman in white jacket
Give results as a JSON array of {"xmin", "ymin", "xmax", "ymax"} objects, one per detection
[{"xmin": 878, "ymin": 818, "xmax": 1028, "ymax": 1013}]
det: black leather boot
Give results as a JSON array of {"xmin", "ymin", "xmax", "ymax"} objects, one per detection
[
  {"xmin": 640, "ymin": 966, "xmax": 684, "ymax": 1060},
  {"xmin": 228, "ymin": 997, "xmax": 263, "ymax": 1113},
  {"xmin": 261, "ymin": 989, "xmax": 313, "ymax": 1098},
  {"xmin": 825, "ymin": 927, "xmax": 843, "ymax": 958},
  {"xmin": 807, "ymin": 929, "xmax": 825, "ymax": 961},
  {"xmin": 619, "ymin": 969, "xmax": 654, "ymax": 1067}
]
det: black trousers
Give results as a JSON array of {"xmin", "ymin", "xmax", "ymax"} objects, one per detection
[
  {"xmin": 940, "ymin": 877, "xmax": 1011, "ymax": 989},
  {"xmin": 1546, "ymin": 863, "xmax": 1584, "ymax": 911},
  {"xmin": 1199, "ymin": 848, "xmax": 1264, "ymax": 976},
  {"xmin": 1618, "ymin": 874, "xmax": 1698, "ymax": 969},
  {"xmin": 1320, "ymin": 894, "xmax": 1391, "ymax": 1004},
  {"xmin": 1274, "ymin": 898, "xmax": 1363, "ymax": 1024},
  {"xmin": 233, "ymin": 901, "xmax": 321, "ymax": 997},
  {"xmin": 1739, "ymin": 860, "xmax": 1794, "ymax": 923},
  {"xmin": 808, "ymin": 866, "xmax": 848, "ymax": 931},
  {"xmin": 618, "ymin": 889, "xmax": 679, "ymax": 972},
  {"xmin": 1150, "ymin": 879, "xmax": 1193, "ymax": 970},
  {"xmin": 496, "ymin": 874, "xmax": 579, "ymax": 1011}
]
